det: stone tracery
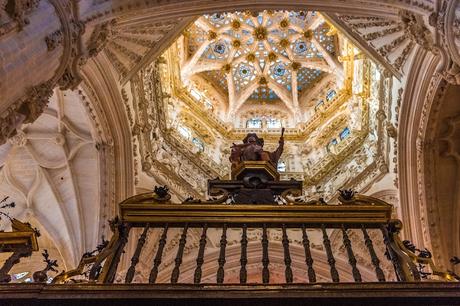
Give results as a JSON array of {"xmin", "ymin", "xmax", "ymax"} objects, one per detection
[{"xmin": 180, "ymin": 11, "xmax": 343, "ymax": 122}]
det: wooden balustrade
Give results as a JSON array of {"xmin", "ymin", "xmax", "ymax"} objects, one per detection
[{"xmin": 49, "ymin": 192, "xmax": 458, "ymax": 285}]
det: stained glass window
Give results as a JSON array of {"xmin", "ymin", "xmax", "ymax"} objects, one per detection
[
  {"xmin": 326, "ymin": 89, "xmax": 337, "ymax": 101},
  {"xmin": 246, "ymin": 118, "xmax": 262, "ymax": 128},
  {"xmin": 190, "ymin": 88, "xmax": 202, "ymax": 101},
  {"xmin": 339, "ymin": 127, "xmax": 350, "ymax": 140},
  {"xmin": 267, "ymin": 118, "xmax": 282, "ymax": 128},
  {"xmin": 178, "ymin": 125, "xmax": 191, "ymax": 139},
  {"xmin": 315, "ymin": 100, "xmax": 324, "ymax": 111},
  {"xmin": 327, "ymin": 138, "xmax": 338, "ymax": 152},
  {"xmin": 192, "ymin": 137, "xmax": 205, "ymax": 152},
  {"xmin": 277, "ymin": 161, "xmax": 286, "ymax": 172}
]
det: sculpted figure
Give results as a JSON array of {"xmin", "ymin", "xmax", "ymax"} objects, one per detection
[{"xmin": 230, "ymin": 128, "xmax": 284, "ymax": 171}]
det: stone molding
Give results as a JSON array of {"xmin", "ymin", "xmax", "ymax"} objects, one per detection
[
  {"xmin": 397, "ymin": 47, "xmax": 441, "ymax": 251},
  {"xmin": 80, "ymin": 55, "xmax": 135, "ymax": 236},
  {"xmin": 0, "ymin": 0, "xmax": 41, "ymax": 36}
]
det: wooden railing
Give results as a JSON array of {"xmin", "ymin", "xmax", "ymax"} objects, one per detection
[
  {"xmin": 51, "ymin": 191, "xmax": 458, "ymax": 285},
  {"xmin": 0, "ymin": 219, "xmax": 39, "ymax": 283}
]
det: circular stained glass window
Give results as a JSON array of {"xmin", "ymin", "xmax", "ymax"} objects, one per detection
[
  {"xmin": 274, "ymin": 63, "xmax": 286, "ymax": 76},
  {"xmin": 214, "ymin": 43, "xmax": 226, "ymax": 54},
  {"xmin": 294, "ymin": 41, "xmax": 307, "ymax": 53},
  {"xmin": 239, "ymin": 65, "xmax": 252, "ymax": 78}
]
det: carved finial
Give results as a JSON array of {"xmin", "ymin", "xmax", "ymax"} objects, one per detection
[
  {"xmin": 153, "ymin": 185, "xmax": 171, "ymax": 202},
  {"xmin": 338, "ymin": 189, "xmax": 355, "ymax": 202},
  {"xmin": 33, "ymin": 250, "xmax": 59, "ymax": 283},
  {"xmin": 154, "ymin": 185, "xmax": 169, "ymax": 198}
]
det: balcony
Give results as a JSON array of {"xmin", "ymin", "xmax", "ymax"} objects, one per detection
[{"xmin": 0, "ymin": 162, "xmax": 459, "ymax": 305}]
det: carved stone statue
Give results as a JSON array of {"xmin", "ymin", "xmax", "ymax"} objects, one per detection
[{"xmin": 229, "ymin": 128, "xmax": 284, "ymax": 171}]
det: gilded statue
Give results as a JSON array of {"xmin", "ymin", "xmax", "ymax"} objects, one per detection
[{"xmin": 229, "ymin": 128, "xmax": 284, "ymax": 171}]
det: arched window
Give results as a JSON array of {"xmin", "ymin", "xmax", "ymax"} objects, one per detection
[
  {"xmin": 192, "ymin": 137, "xmax": 205, "ymax": 152},
  {"xmin": 277, "ymin": 161, "xmax": 286, "ymax": 172},
  {"xmin": 326, "ymin": 138, "xmax": 338, "ymax": 152},
  {"xmin": 203, "ymin": 98, "xmax": 213, "ymax": 110},
  {"xmin": 315, "ymin": 100, "xmax": 324, "ymax": 111},
  {"xmin": 178, "ymin": 125, "xmax": 192, "ymax": 139},
  {"xmin": 326, "ymin": 89, "xmax": 337, "ymax": 101},
  {"xmin": 190, "ymin": 88, "xmax": 202, "ymax": 101},
  {"xmin": 339, "ymin": 127, "xmax": 350, "ymax": 140},
  {"xmin": 267, "ymin": 118, "xmax": 281, "ymax": 129},
  {"xmin": 246, "ymin": 118, "xmax": 262, "ymax": 128}
]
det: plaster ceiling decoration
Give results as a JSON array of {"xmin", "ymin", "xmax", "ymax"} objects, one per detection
[
  {"xmin": 180, "ymin": 11, "xmax": 343, "ymax": 122},
  {"xmin": 0, "ymin": 88, "xmax": 102, "ymax": 267},
  {"xmin": 101, "ymin": 16, "xmax": 191, "ymax": 80},
  {"xmin": 126, "ymin": 10, "xmax": 393, "ymax": 201},
  {"xmin": 331, "ymin": 12, "xmax": 426, "ymax": 74}
]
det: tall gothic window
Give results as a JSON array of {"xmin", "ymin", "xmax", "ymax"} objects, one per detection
[
  {"xmin": 192, "ymin": 137, "xmax": 205, "ymax": 152},
  {"xmin": 326, "ymin": 89, "xmax": 337, "ymax": 101},
  {"xmin": 246, "ymin": 118, "xmax": 262, "ymax": 128},
  {"xmin": 339, "ymin": 127, "xmax": 350, "ymax": 140},
  {"xmin": 178, "ymin": 125, "xmax": 192, "ymax": 139},
  {"xmin": 315, "ymin": 99, "xmax": 324, "ymax": 111},
  {"xmin": 277, "ymin": 161, "xmax": 286, "ymax": 172},
  {"xmin": 267, "ymin": 118, "xmax": 282, "ymax": 129}
]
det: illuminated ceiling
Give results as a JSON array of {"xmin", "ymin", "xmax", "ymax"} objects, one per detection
[
  {"xmin": 180, "ymin": 11, "xmax": 343, "ymax": 123},
  {"xmin": 129, "ymin": 10, "xmax": 391, "ymax": 201}
]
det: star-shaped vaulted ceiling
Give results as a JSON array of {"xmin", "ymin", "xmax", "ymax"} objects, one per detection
[
  {"xmin": 128, "ymin": 9, "xmax": 392, "ymax": 201},
  {"xmin": 180, "ymin": 11, "xmax": 343, "ymax": 123}
]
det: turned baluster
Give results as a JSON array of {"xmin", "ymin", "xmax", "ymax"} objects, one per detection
[
  {"xmin": 361, "ymin": 225, "xmax": 385, "ymax": 282},
  {"xmin": 282, "ymin": 224, "xmax": 293, "ymax": 283},
  {"xmin": 301, "ymin": 224, "xmax": 316, "ymax": 283},
  {"xmin": 341, "ymin": 225, "xmax": 362, "ymax": 282},
  {"xmin": 171, "ymin": 224, "xmax": 188, "ymax": 284},
  {"xmin": 321, "ymin": 224, "xmax": 339, "ymax": 282},
  {"xmin": 262, "ymin": 224, "xmax": 270, "ymax": 284},
  {"xmin": 216, "ymin": 223, "xmax": 228, "ymax": 284},
  {"xmin": 149, "ymin": 224, "xmax": 169, "ymax": 283},
  {"xmin": 240, "ymin": 224, "xmax": 248, "ymax": 284},
  {"xmin": 125, "ymin": 224, "xmax": 150, "ymax": 283},
  {"xmin": 194, "ymin": 224, "xmax": 208, "ymax": 284}
]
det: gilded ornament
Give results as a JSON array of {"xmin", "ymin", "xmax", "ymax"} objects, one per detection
[
  {"xmin": 291, "ymin": 61, "xmax": 301, "ymax": 71},
  {"xmin": 279, "ymin": 19, "xmax": 289, "ymax": 28},
  {"xmin": 259, "ymin": 76, "xmax": 268, "ymax": 85},
  {"xmin": 231, "ymin": 19, "xmax": 241, "ymax": 30},
  {"xmin": 303, "ymin": 30, "xmax": 313, "ymax": 40},
  {"xmin": 254, "ymin": 26, "xmax": 267, "ymax": 40},
  {"xmin": 221, "ymin": 63, "xmax": 232, "ymax": 74},
  {"xmin": 232, "ymin": 39, "xmax": 241, "ymax": 48},
  {"xmin": 208, "ymin": 30, "xmax": 217, "ymax": 40},
  {"xmin": 268, "ymin": 52, "xmax": 277, "ymax": 62},
  {"xmin": 246, "ymin": 53, "xmax": 256, "ymax": 62},
  {"xmin": 279, "ymin": 38, "xmax": 290, "ymax": 49}
]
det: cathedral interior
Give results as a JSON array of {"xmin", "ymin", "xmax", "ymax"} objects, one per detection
[{"xmin": 0, "ymin": 0, "xmax": 460, "ymax": 304}]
